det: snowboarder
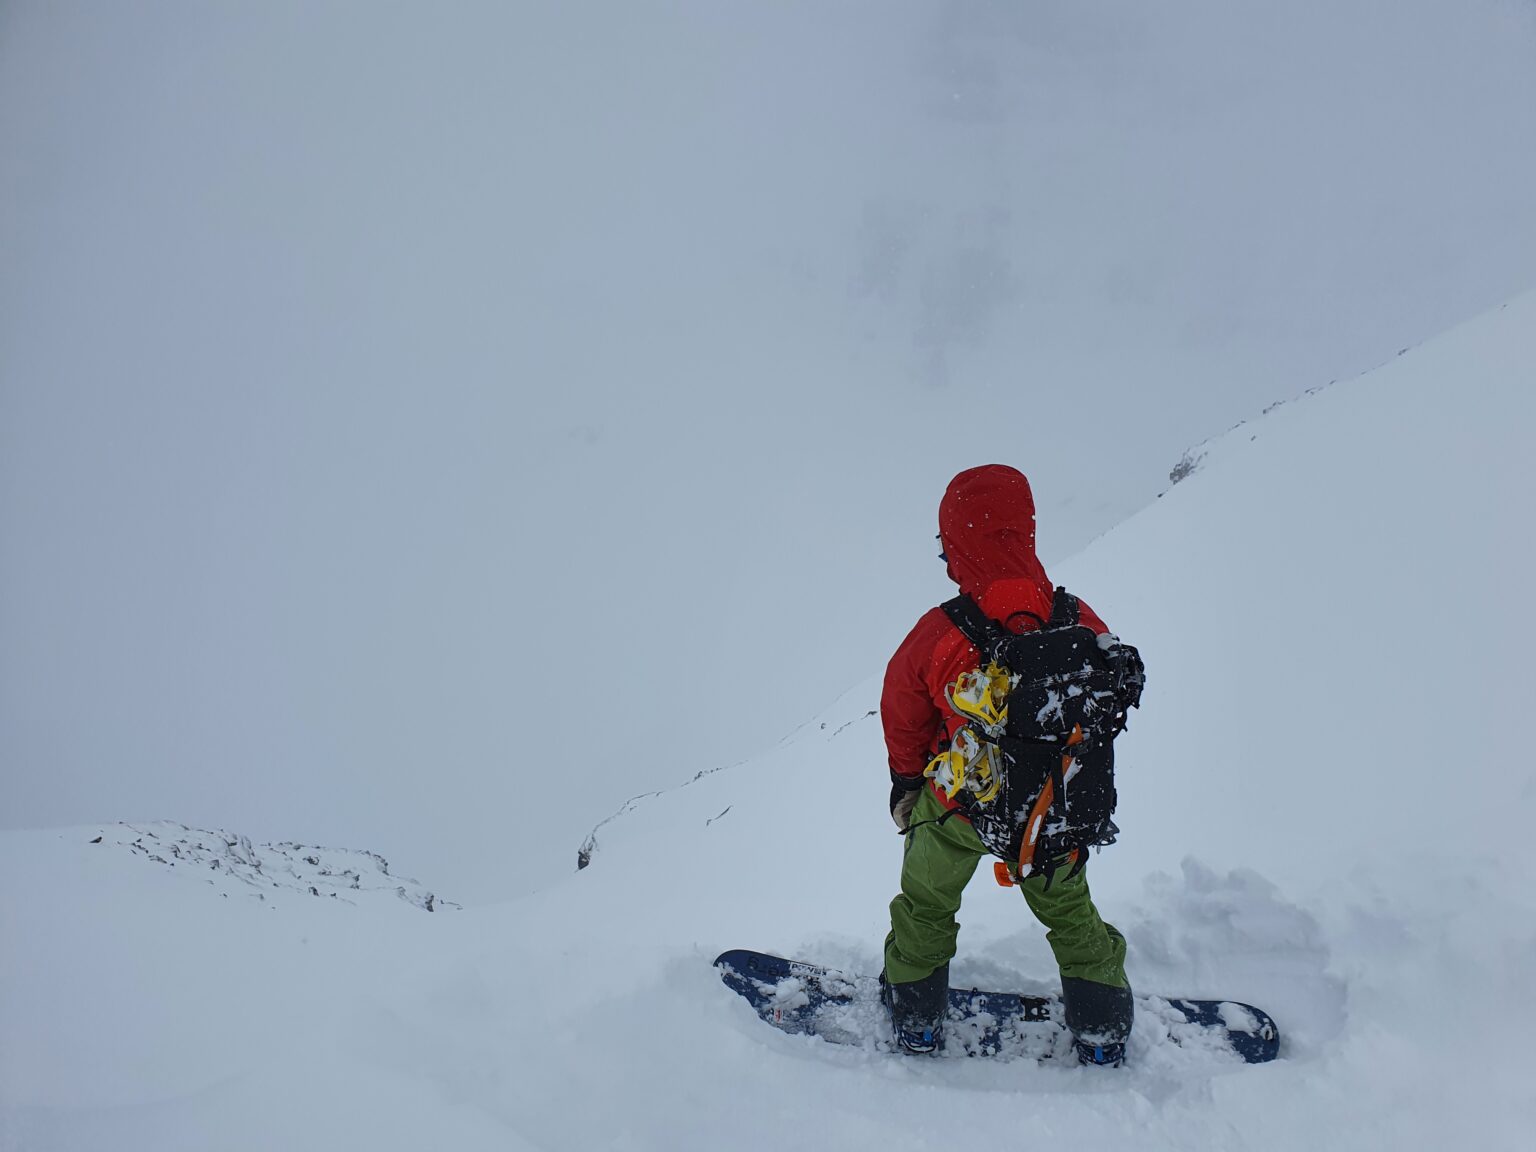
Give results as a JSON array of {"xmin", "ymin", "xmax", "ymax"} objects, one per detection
[{"xmin": 881, "ymin": 464, "xmax": 1137, "ymax": 1064}]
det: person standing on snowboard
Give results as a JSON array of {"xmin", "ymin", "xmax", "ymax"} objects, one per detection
[{"xmin": 880, "ymin": 464, "xmax": 1136, "ymax": 1064}]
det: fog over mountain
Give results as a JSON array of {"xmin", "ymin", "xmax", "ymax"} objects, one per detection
[{"xmin": 3, "ymin": 1, "xmax": 1535, "ymax": 900}]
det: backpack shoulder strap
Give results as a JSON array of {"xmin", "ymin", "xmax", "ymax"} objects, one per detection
[
  {"xmin": 940, "ymin": 595, "xmax": 1006, "ymax": 661},
  {"xmin": 944, "ymin": 589, "xmax": 1081, "ymax": 654},
  {"xmin": 1047, "ymin": 586, "xmax": 1081, "ymax": 629}
]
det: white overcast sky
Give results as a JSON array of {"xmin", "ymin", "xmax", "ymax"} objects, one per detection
[{"xmin": 4, "ymin": 1, "xmax": 1535, "ymax": 901}]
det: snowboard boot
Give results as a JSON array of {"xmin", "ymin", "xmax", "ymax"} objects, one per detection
[
  {"xmin": 879, "ymin": 964, "xmax": 949, "ymax": 1054},
  {"xmin": 1062, "ymin": 976, "xmax": 1133, "ymax": 1068}
]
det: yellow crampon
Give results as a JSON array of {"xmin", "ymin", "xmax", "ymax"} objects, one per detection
[
  {"xmin": 923, "ymin": 726, "xmax": 1003, "ymax": 805},
  {"xmin": 924, "ymin": 662, "xmax": 1013, "ymax": 808},
  {"xmin": 944, "ymin": 662, "xmax": 1012, "ymax": 736}
]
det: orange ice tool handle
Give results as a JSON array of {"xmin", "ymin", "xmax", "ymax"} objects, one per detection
[
  {"xmin": 993, "ymin": 861, "xmax": 1015, "ymax": 887},
  {"xmin": 1016, "ymin": 725, "xmax": 1083, "ymax": 875}
]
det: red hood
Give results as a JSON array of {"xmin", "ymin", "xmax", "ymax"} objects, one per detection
[{"xmin": 938, "ymin": 464, "xmax": 1051, "ymax": 605}]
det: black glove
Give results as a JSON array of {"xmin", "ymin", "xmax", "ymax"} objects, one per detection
[{"xmin": 890, "ymin": 772, "xmax": 925, "ymax": 831}]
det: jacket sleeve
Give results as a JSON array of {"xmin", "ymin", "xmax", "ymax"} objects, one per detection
[{"xmin": 881, "ymin": 609, "xmax": 950, "ymax": 783}]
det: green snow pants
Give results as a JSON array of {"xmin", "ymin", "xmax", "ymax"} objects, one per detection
[{"xmin": 884, "ymin": 789, "xmax": 1129, "ymax": 989}]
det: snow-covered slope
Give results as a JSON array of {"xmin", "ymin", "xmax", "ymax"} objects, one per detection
[{"xmin": 4, "ymin": 296, "xmax": 1535, "ymax": 1149}]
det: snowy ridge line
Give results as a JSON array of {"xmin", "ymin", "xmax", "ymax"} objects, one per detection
[
  {"xmin": 1159, "ymin": 297, "xmax": 1513, "ymax": 492},
  {"xmin": 576, "ymin": 763, "xmax": 743, "ymax": 871},
  {"xmin": 106, "ymin": 821, "xmax": 459, "ymax": 911},
  {"xmin": 576, "ymin": 706, "xmax": 879, "ymax": 871},
  {"xmin": 1166, "ymin": 380, "xmax": 1331, "ymax": 488},
  {"xmin": 1162, "ymin": 313, "xmax": 1451, "ymax": 488}
]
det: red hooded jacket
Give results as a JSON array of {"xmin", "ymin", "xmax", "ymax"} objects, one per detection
[{"xmin": 881, "ymin": 465, "xmax": 1109, "ymax": 813}]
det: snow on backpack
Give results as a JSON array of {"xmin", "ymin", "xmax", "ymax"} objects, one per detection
[{"xmin": 923, "ymin": 587, "xmax": 1145, "ymax": 887}]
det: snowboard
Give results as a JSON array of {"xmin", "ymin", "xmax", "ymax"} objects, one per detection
[{"xmin": 715, "ymin": 949, "xmax": 1280, "ymax": 1064}]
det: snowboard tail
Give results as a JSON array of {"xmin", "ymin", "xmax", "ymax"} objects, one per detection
[{"xmin": 715, "ymin": 949, "xmax": 1279, "ymax": 1065}]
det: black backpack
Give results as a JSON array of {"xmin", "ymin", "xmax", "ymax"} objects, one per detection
[{"xmin": 933, "ymin": 587, "xmax": 1145, "ymax": 886}]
